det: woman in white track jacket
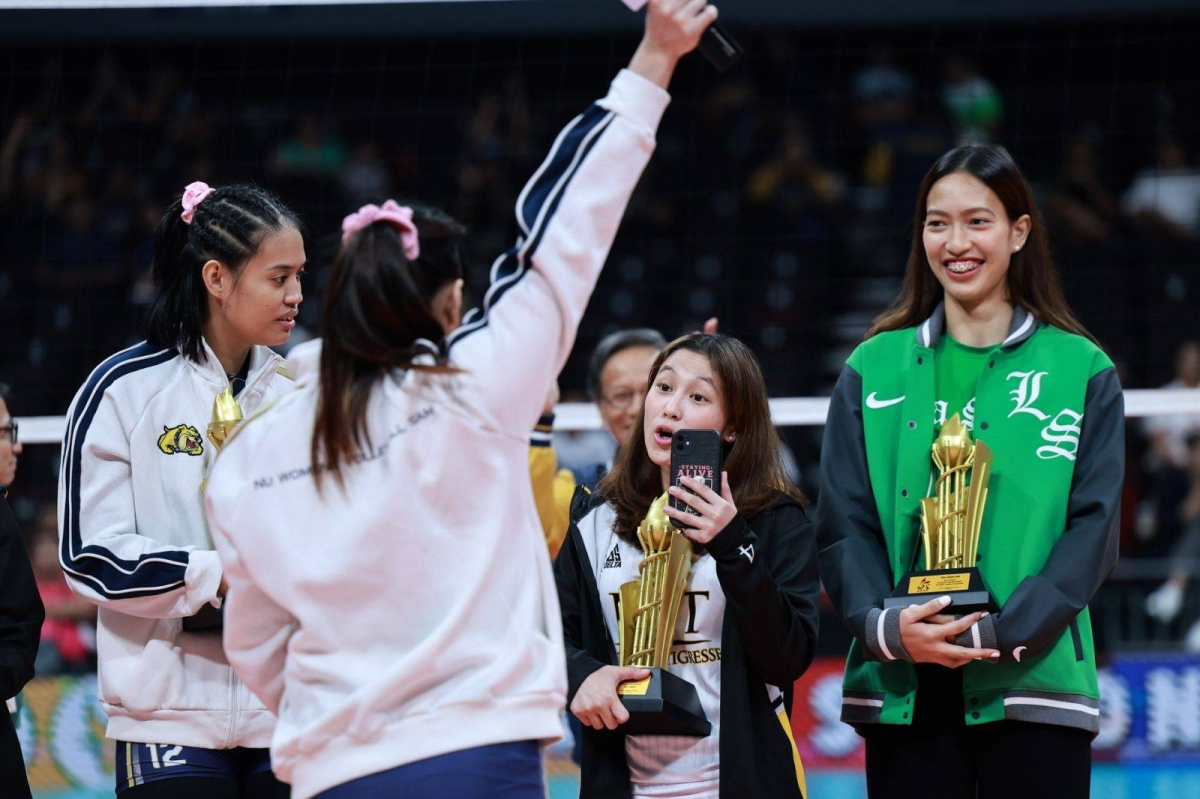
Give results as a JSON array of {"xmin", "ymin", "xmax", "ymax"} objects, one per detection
[
  {"xmin": 58, "ymin": 183, "xmax": 304, "ymax": 798},
  {"xmin": 202, "ymin": 3, "xmax": 718, "ymax": 797}
]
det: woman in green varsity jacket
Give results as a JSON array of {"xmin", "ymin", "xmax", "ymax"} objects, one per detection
[{"xmin": 816, "ymin": 145, "xmax": 1123, "ymax": 799}]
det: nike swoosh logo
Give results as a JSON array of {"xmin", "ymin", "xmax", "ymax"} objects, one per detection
[{"xmin": 865, "ymin": 392, "xmax": 906, "ymax": 409}]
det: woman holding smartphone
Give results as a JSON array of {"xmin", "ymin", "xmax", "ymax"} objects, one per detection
[
  {"xmin": 816, "ymin": 144, "xmax": 1123, "ymax": 799},
  {"xmin": 554, "ymin": 332, "xmax": 819, "ymax": 799}
]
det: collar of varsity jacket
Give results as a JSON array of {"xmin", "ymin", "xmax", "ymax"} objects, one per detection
[
  {"xmin": 915, "ymin": 303, "xmax": 1038, "ymax": 350},
  {"xmin": 186, "ymin": 338, "xmax": 285, "ymax": 395}
]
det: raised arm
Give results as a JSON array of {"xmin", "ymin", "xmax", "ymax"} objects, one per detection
[{"xmin": 444, "ymin": 0, "xmax": 716, "ymax": 438}]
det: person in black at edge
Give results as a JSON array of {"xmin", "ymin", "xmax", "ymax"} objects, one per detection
[{"xmin": 0, "ymin": 382, "xmax": 46, "ymax": 799}]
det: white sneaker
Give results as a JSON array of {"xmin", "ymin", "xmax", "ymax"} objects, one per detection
[
  {"xmin": 1146, "ymin": 581, "xmax": 1185, "ymax": 623},
  {"xmin": 1185, "ymin": 618, "xmax": 1200, "ymax": 652}
]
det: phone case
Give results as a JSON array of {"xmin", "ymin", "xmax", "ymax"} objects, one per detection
[{"xmin": 669, "ymin": 429, "xmax": 724, "ymax": 529}]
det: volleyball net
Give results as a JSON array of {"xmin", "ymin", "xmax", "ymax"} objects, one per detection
[{"xmin": 3, "ymin": 2, "xmax": 1198, "ymax": 443}]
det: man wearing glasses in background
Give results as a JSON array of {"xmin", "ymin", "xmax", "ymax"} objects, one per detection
[
  {"xmin": 0, "ymin": 382, "xmax": 46, "ymax": 799},
  {"xmin": 531, "ymin": 329, "xmax": 668, "ymax": 560}
]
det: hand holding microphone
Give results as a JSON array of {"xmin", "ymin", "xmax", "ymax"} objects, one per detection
[{"xmin": 625, "ymin": 0, "xmax": 741, "ymax": 88}]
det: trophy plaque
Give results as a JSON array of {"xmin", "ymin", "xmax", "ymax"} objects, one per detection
[
  {"xmin": 884, "ymin": 414, "xmax": 996, "ymax": 615},
  {"xmin": 614, "ymin": 492, "xmax": 712, "ymax": 736}
]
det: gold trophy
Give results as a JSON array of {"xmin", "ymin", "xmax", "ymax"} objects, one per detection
[
  {"xmin": 885, "ymin": 414, "xmax": 996, "ymax": 614},
  {"xmin": 187, "ymin": 386, "xmax": 244, "ymax": 633},
  {"xmin": 198, "ymin": 385, "xmax": 243, "ymax": 495},
  {"xmin": 614, "ymin": 492, "xmax": 712, "ymax": 736},
  {"xmin": 207, "ymin": 385, "xmax": 244, "ymax": 452}
]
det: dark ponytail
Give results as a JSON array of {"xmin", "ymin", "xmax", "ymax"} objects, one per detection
[
  {"xmin": 145, "ymin": 184, "xmax": 301, "ymax": 362},
  {"xmin": 312, "ymin": 204, "xmax": 468, "ymax": 491}
]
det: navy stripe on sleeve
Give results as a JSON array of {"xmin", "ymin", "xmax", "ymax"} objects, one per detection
[
  {"xmin": 446, "ymin": 105, "xmax": 615, "ymax": 351},
  {"xmin": 60, "ymin": 342, "xmax": 195, "ymax": 599}
]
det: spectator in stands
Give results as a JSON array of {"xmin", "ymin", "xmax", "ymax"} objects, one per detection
[
  {"xmin": 337, "ymin": 141, "xmax": 393, "ymax": 207},
  {"xmin": 1139, "ymin": 340, "xmax": 1200, "ymax": 554},
  {"xmin": 271, "ymin": 115, "xmax": 347, "ymax": 177},
  {"xmin": 1123, "ymin": 134, "xmax": 1200, "ymax": 239},
  {"xmin": 29, "ymin": 506, "xmax": 96, "ymax": 675},
  {"xmin": 852, "ymin": 59, "xmax": 951, "ymax": 222},
  {"xmin": 941, "ymin": 56, "xmax": 1003, "ymax": 145},
  {"xmin": 76, "ymin": 54, "xmax": 141, "ymax": 128},
  {"xmin": 1145, "ymin": 432, "xmax": 1200, "ymax": 651},
  {"xmin": 0, "ymin": 381, "xmax": 46, "ymax": 799},
  {"xmin": 745, "ymin": 112, "xmax": 847, "ymax": 235},
  {"xmin": 36, "ymin": 197, "xmax": 127, "ymax": 295},
  {"xmin": 455, "ymin": 76, "xmax": 538, "ymax": 255},
  {"xmin": 851, "ymin": 48, "xmax": 915, "ymax": 109},
  {"xmin": 1044, "ymin": 129, "xmax": 1125, "ymax": 245}
]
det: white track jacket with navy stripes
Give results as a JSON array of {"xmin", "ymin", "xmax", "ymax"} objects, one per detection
[
  {"xmin": 202, "ymin": 69, "xmax": 670, "ymax": 799},
  {"xmin": 58, "ymin": 340, "xmax": 291, "ymax": 749}
]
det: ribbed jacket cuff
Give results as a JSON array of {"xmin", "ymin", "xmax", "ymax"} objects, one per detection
[
  {"xmin": 601, "ymin": 69, "xmax": 671, "ymax": 138},
  {"xmin": 954, "ymin": 612, "xmax": 998, "ymax": 653},
  {"xmin": 531, "ymin": 414, "xmax": 555, "ymax": 448},
  {"xmin": 705, "ymin": 513, "xmax": 749, "ymax": 560},
  {"xmin": 185, "ymin": 550, "xmax": 223, "ymax": 614},
  {"xmin": 865, "ymin": 607, "xmax": 913, "ymax": 663}
]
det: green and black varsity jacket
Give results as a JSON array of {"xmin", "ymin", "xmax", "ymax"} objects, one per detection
[{"xmin": 816, "ymin": 304, "xmax": 1123, "ymax": 735}]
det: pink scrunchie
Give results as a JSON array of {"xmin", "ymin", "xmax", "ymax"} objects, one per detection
[
  {"xmin": 180, "ymin": 181, "xmax": 215, "ymax": 225},
  {"xmin": 341, "ymin": 200, "xmax": 420, "ymax": 260}
]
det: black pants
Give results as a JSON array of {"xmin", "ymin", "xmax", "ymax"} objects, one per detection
[
  {"xmin": 1, "ymin": 708, "xmax": 31, "ymax": 799},
  {"xmin": 862, "ymin": 665, "xmax": 1092, "ymax": 799},
  {"xmin": 120, "ymin": 771, "xmax": 288, "ymax": 799}
]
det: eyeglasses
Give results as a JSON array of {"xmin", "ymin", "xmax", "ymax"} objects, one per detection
[
  {"xmin": 0, "ymin": 421, "xmax": 17, "ymax": 445},
  {"xmin": 599, "ymin": 389, "xmax": 640, "ymax": 412}
]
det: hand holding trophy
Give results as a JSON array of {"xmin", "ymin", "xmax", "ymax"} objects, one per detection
[
  {"xmin": 885, "ymin": 414, "xmax": 996, "ymax": 615},
  {"xmin": 886, "ymin": 413, "xmax": 1001, "ymax": 665},
  {"xmin": 613, "ymin": 492, "xmax": 712, "ymax": 735}
]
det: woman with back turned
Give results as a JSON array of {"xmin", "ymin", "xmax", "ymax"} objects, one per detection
[{"xmin": 203, "ymin": 2, "xmax": 718, "ymax": 796}]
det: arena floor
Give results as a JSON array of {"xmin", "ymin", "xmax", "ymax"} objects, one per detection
[{"xmin": 543, "ymin": 766, "xmax": 1200, "ymax": 799}]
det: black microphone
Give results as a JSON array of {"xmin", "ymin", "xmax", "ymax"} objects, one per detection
[
  {"xmin": 698, "ymin": 21, "xmax": 744, "ymax": 72},
  {"xmin": 620, "ymin": 0, "xmax": 743, "ymax": 72}
]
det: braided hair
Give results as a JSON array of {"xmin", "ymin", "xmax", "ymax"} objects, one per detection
[{"xmin": 145, "ymin": 184, "xmax": 302, "ymax": 362}]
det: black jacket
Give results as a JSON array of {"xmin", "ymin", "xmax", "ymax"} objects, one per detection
[
  {"xmin": 554, "ymin": 488, "xmax": 819, "ymax": 799},
  {"xmin": 1, "ymin": 495, "xmax": 44, "ymax": 799}
]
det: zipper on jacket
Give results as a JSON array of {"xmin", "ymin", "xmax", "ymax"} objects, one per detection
[
  {"xmin": 1069, "ymin": 619, "xmax": 1084, "ymax": 662},
  {"xmin": 225, "ymin": 667, "xmax": 238, "ymax": 748}
]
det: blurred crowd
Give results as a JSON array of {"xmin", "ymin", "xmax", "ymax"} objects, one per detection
[{"xmin": 1, "ymin": 27, "xmax": 1199, "ymax": 668}]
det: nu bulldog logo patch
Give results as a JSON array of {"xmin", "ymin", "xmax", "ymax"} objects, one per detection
[{"xmin": 158, "ymin": 424, "xmax": 204, "ymax": 456}]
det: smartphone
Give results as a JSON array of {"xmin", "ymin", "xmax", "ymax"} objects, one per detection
[{"xmin": 669, "ymin": 429, "xmax": 724, "ymax": 529}]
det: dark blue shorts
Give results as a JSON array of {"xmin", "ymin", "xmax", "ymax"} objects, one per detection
[
  {"xmin": 315, "ymin": 740, "xmax": 543, "ymax": 798},
  {"xmin": 114, "ymin": 741, "xmax": 272, "ymax": 793}
]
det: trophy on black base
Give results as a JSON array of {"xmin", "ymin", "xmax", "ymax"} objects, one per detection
[
  {"xmin": 884, "ymin": 414, "xmax": 997, "ymax": 615},
  {"xmin": 615, "ymin": 493, "xmax": 712, "ymax": 736}
]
